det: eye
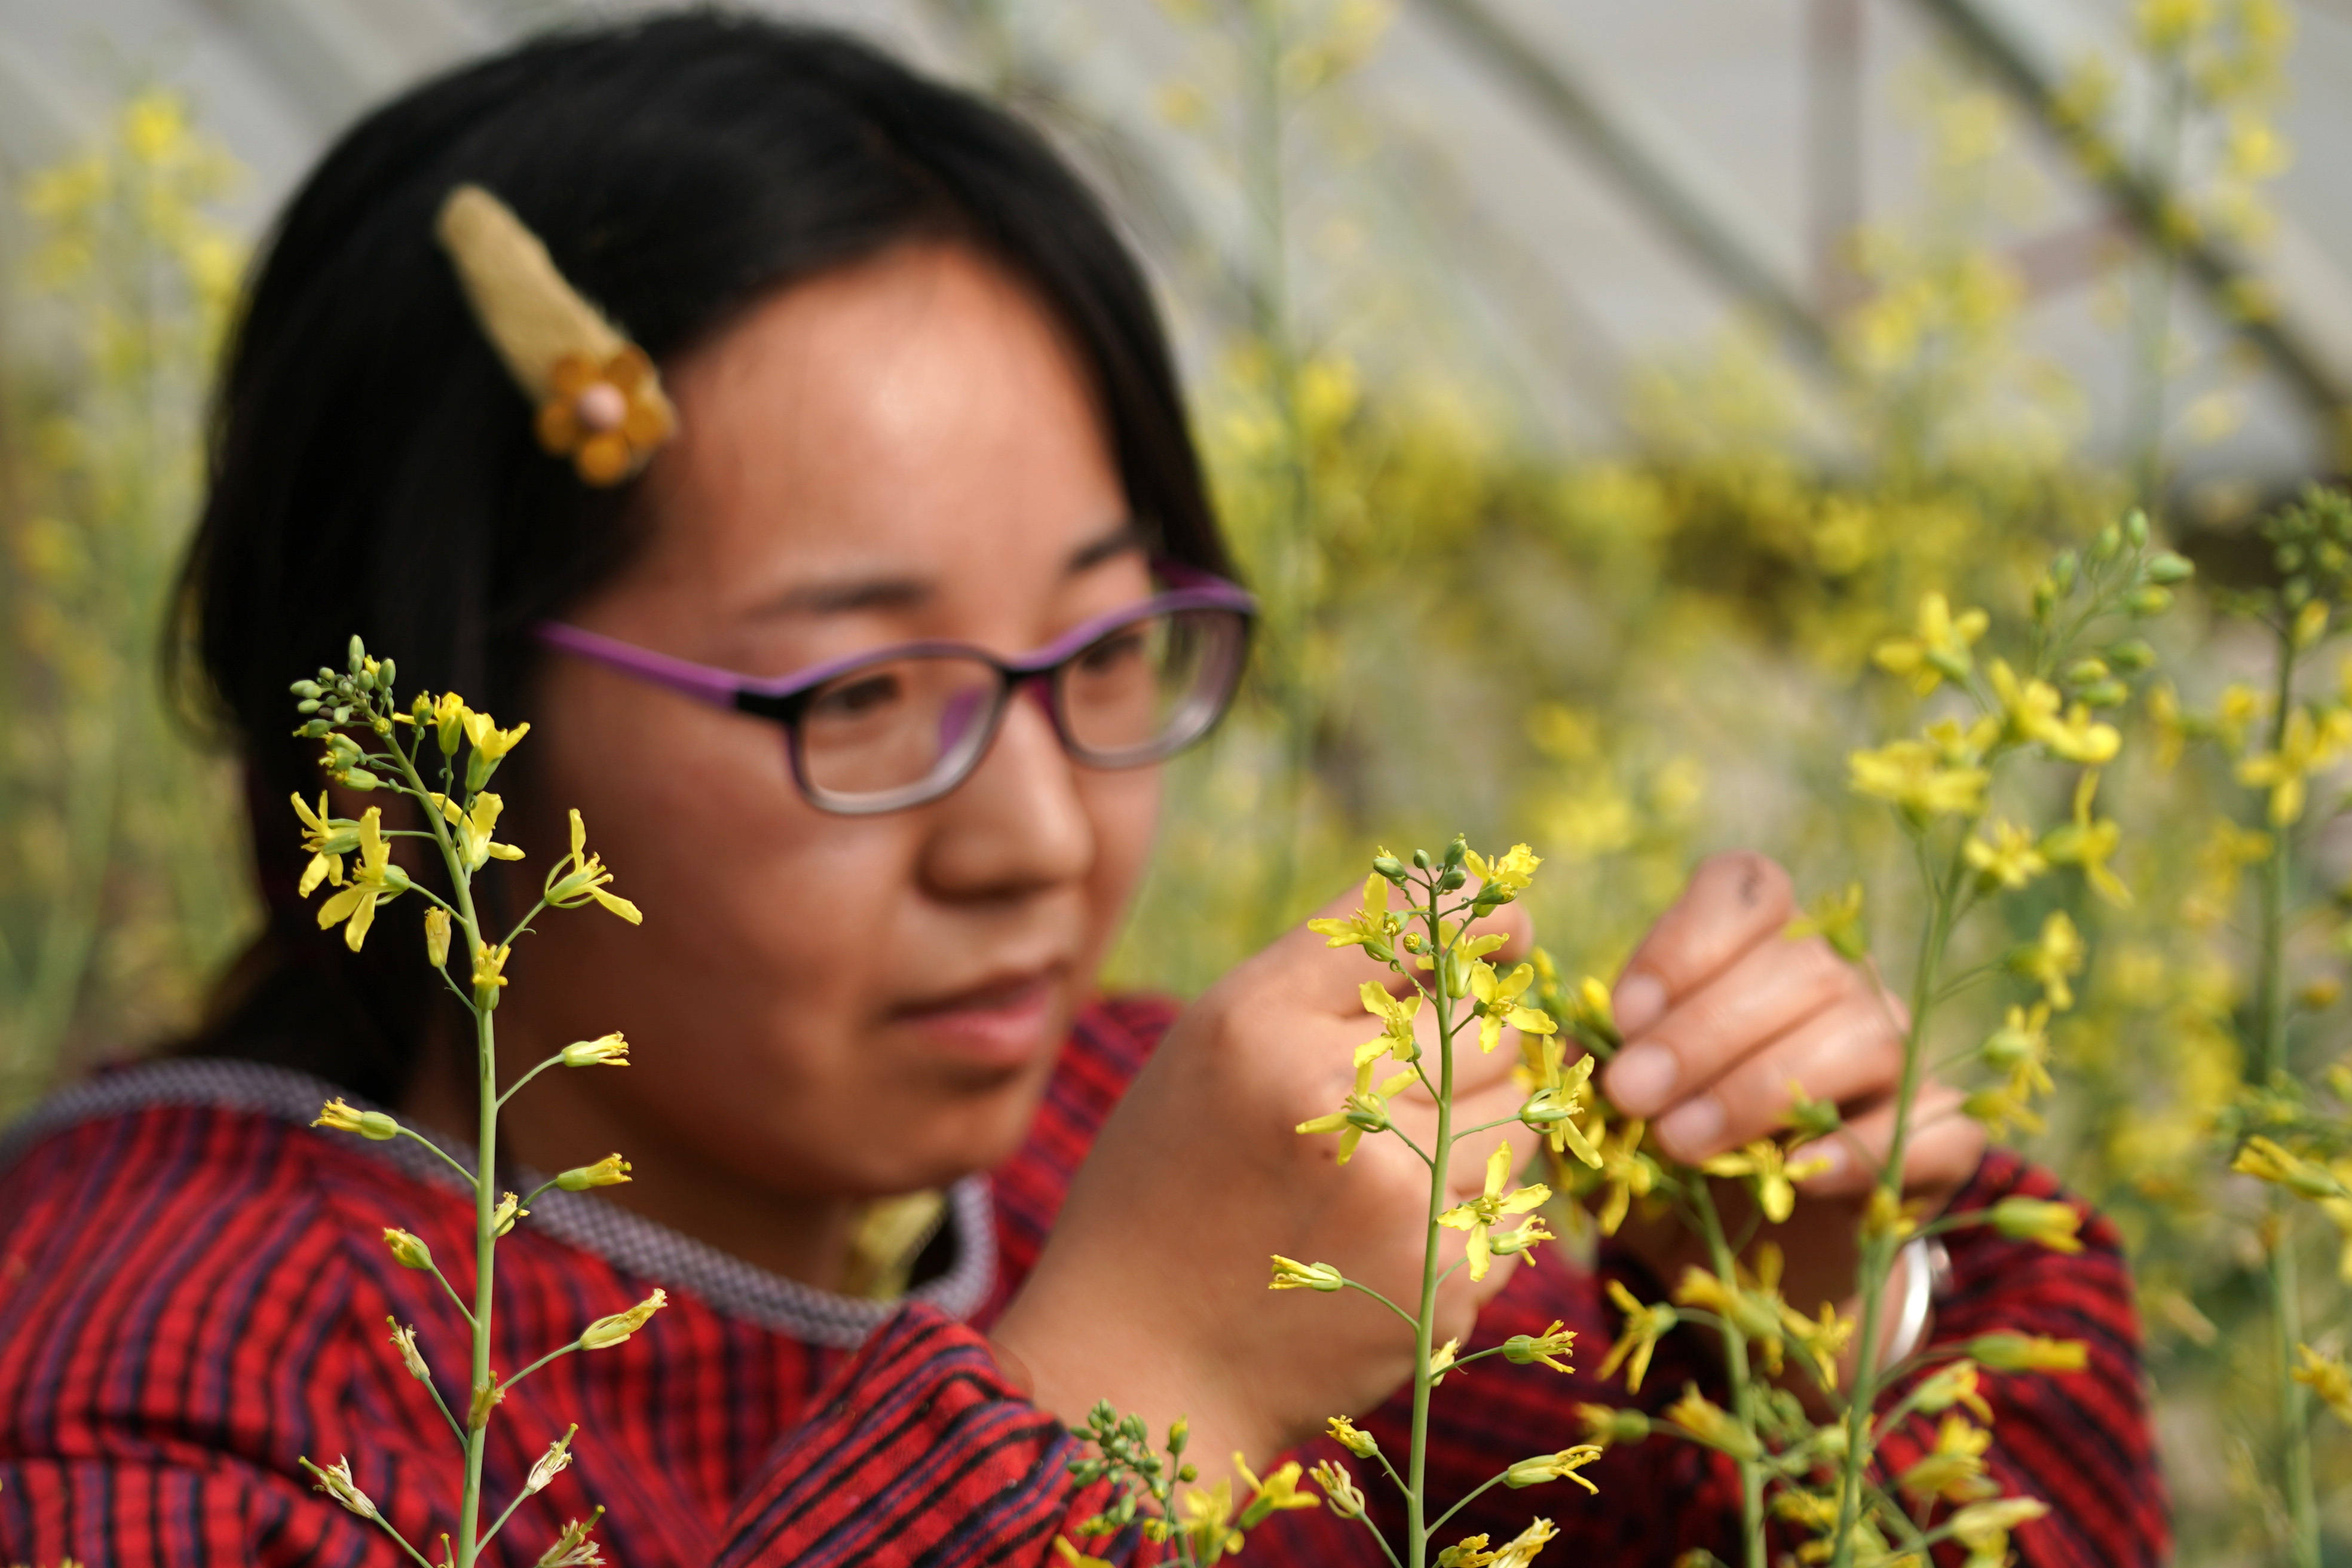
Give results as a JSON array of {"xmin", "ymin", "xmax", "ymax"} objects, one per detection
[
  {"xmin": 1076, "ymin": 629, "xmax": 1150, "ymax": 675},
  {"xmin": 808, "ymin": 670, "xmax": 904, "ymax": 719}
]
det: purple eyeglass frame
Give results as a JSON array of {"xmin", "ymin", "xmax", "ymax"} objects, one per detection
[{"xmin": 535, "ymin": 562, "xmax": 1256, "ymax": 815}]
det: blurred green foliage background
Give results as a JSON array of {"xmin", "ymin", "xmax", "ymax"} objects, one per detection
[{"xmin": 4, "ymin": 0, "xmax": 2351, "ymax": 1558}]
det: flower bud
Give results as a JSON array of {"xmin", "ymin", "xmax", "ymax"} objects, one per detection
[
  {"xmin": 423, "ymin": 908, "xmax": 452, "ymax": 970},
  {"xmin": 1575, "ymin": 1403, "xmax": 1650, "ymax": 1447},
  {"xmin": 580, "ymin": 1288, "xmax": 668, "ymax": 1349},
  {"xmin": 2064, "ymin": 658, "xmax": 2111, "ymax": 685},
  {"xmin": 386, "ymin": 1318, "xmax": 430, "ymax": 1382},
  {"xmin": 2124, "ymin": 508, "xmax": 2149, "ymax": 547},
  {"xmin": 2143, "ymin": 550, "xmax": 2194, "ymax": 583},
  {"xmin": 1326, "ymin": 1416, "xmax": 1379, "ymax": 1457},
  {"xmin": 2078, "ymin": 679, "xmax": 2130, "ymax": 708},
  {"xmin": 1310, "ymin": 1460, "xmax": 1365, "ymax": 1518},
  {"xmin": 1503, "ymin": 1446, "xmax": 1603, "ymax": 1490},
  {"xmin": 2124, "ymin": 585, "xmax": 2173, "ymax": 617},
  {"xmin": 290, "ymin": 680, "xmax": 323, "ymax": 699},
  {"xmin": 2090, "ymin": 523, "xmax": 2123, "ymax": 563},
  {"xmin": 556, "ymin": 1153, "xmax": 633, "ymax": 1191},
  {"xmin": 383, "ymin": 1228, "xmax": 433, "ymax": 1270},
  {"xmin": 1411, "ymin": 847, "xmax": 1434, "ymax": 871},
  {"xmin": 1962, "ymin": 1333, "xmax": 2088, "ymax": 1373},
  {"xmin": 314, "ymin": 1098, "xmax": 399, "ymax": 1142},
  {"xmin": 1988, "ymin": 1196, "xmax": 2084, "ymax": 1252},
  {"xmin": 2105, "ymin": 639, "xmax": 2157, "ymax": 671},
  {"xmin": 1371, "ymin": 855, "xmax": 1407, "ymax": 884},
  {"xmin": 2050, "ymin": 550, "xmax": 2078, "ymax": 593},
  {"xmin": 348, "ymin": 635, "xmax": 367, "ymax": 673},
  {"xmin": 561, "ymin": 1032, "xmax": 631, "ymax": 1068},
  {"xmin": 1269, "ymin": 1256, "xmax": 1345, "ymax": 1292},
  {"xmin": 491, "ymin": 1192, "xmax": 525, "ymax": 1237},
  {"xmin": 1167, "ymin": 1416, "xmax": 1189, "ymax": 1454}
]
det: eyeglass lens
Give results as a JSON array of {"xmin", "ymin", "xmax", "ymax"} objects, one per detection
[{"xmin": 794, "ymin": 607, "xmax": 1244, "ymax": 809}]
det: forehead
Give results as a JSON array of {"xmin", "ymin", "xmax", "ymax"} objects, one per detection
[{"xmin": 626, "ymin": 241, "xmax": 1132, "ymax": 626}]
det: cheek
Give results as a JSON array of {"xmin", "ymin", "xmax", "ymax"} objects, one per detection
[
  {"xmin": 1077, "ymin": 765, "xmax": 1162, "ymax": 957},
  {"xmin": 517, "ymin": 662, "xmax": 920, "ymax": 1097}
]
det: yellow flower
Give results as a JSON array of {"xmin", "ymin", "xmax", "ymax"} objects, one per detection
[
  {"xmin": 547, "ymin": 810, "xmax": 644, "ymax": 924},
  {"xmin": 1666, "ymin": 1384, "xmax": 1760, "ymax": 1461},
  {"xmin": 1982, "ymin": 1003, "xmax": 2054, "ymax": 1105},
  {"xmin": 461, "ymin": 708, "xmax": 531, "ymax": 791},
  {"xmin": 560, "ymin": 1031, "xmax": 631, "ymax": 1068},
  {"xmin": 1947, "ymin": 1497, "xmax": 2050, "ymax": 1562},
  {"xmin": 1500, "ymin": 1320, "xmax": 1578, "ymax": 1375},
  {"xmin": 1963, "ymin": 1334, "xmax": 2088, "ymax": 1373},
  {"xmin": 1356, "ymin": 981, "xmax": 1423, "ymax": 1065},
  {"xmin": 427, "ymin": 690, "xmax": 469, "ymax": 756},
  {"xmin": 1178, "ymin": 1480, "xmax": 1243, "ymax": 1564},
  {"xmin": 1052, "ymin": 1538, "xmax": 1115, "ymax": 1568},
  {"xmin": 1873, "ymin": 592, "xmax": 1989, "ymax": 695},
  {"xmin": 423, "ymin": 907, "xmax": 452, "ymax": 969},
  {"xmin": 1897, "ymin": 1415, "xmax": 1995, "ymax": 1504},
  {"xmin": 2039, "ymin": 771, "xmax": 2128, "ymax": 905},
  {"xmin": 2293, "ymin": 1344, "xmax": 2352, "ymax": 1425},
  {"xmin": 312, "ymin": 808, "xmax": 409, "ymax": 951},
  {"xmin": 382, "ymin": 1228, "xmax": 433, "ymax": 1270},
  {"xmin": 2216, "ymin": 682, "xmax": 2268, "ymax": 753},
  {"xmin": 1438, "ymin": 1143, "xmax": 1552, "ymax": 1281},
  {"xmin": 1326, "ymin": 1416, "xmax": 1379, "ymax": 1457},
  {"xmin": 1233, "ymin": 1453, "xmax": 1322, "ymax": 1527},
  {"xmin": 312, "ymin": 1098, "xmax": 397, "ymax": 1141},
  {"xmin": 556, "ymin": 1153, "xmax": 633, "ymax": 1191},
  {"xmin": 1472, "ymin": 961, "xmax": 1558, "ymax": 1054},
  {"xmin": 1590, "ymin": 1115, "xmax": 1656, "ymax": 1235},
  {"xmin": 1519, "ymin": 1040, "xmax": 1601, "ymax": 1168},
  {"xmin": 1269, "ymin": 1256, "xmax": 1344, "ymax": 1292},
  {"xmin": 1429, "ymin": 1337, "xmax": 1462, "ymax": 1381},
  {"xmin": 1489, "ymin": 1517, "xmax": 1558, "ymax": 1568},
  {"xmin": 1307, "ymin": 872, "xmax": 1402, "ymax": 957},
  {"xmin": 1296, "ymin": 1050, "xmax": 1419, "ymax": 1163},
  {"xmin": 2231, "ymin": 1135, "xmax": 2348, "ymax": 1199},
  {"xmin": 1574, "ymin": 1403, "xmax": 1650, "ymax": 1447},
  {"xmin": 1849, "ymin": 739, "xmax": 1989, "ymax": 822},
  {"xmin": 473, "ymin": 942, "xmax": 513, "ymax": 1007},
  {"xmin": 436, "ymin": 789, "xmax": 526, "ymax": 872},
  {"xmin": 1503, "ymin": 1446, "xmax": 1604, "ymax": 1494},
  {"xmin": 2008, "ymin": 911, "xmax": 2085, "ymax": 1011},
  {"xmin": 1787, "ymin": 882, "xmax": 1869, "ymax": 961},
  {"xmin": 1309, "ymin": 1459, "xmax": 1367, "ymax": 1519},
  {"xmin": 580, "ymin": 1287, "xmax": 667, "ymax": 1349},
  {"xmin": 1697, "ymin": 1140, "xmax": 1828, "ymax": 1225},
  {"xmin": 1913, "ymin": 1359, "xmax": 1995, "ymax": 1422},
  {"xmin": 290, "ymin": 792, "xmax": 359, "ymax": 896},
  {"xmin": 1988, "ymin": 660, "xmax": 2121, "ymax": 763},
  {"xmin": 1989, "ymin": 1196, "xmax": 2084, "ymax": 1252},
  {"xmin": 1464, "ymin": 842, "xmax": 1542, "ymax": 899},
  {"xmin": 1965, "ymin": 819, "xmax": 2045, "ymax": 891},
  {"xmin": 1597, "ymin": 1279, "xmax": 1678, "ymax": 1392},
  {"xmin": 2236, "ymin": 706, "xmax": 2352, "ymax": 826}
]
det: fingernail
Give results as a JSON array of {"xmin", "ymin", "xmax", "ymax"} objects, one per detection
[
  {"xmin": 1605, "ymin": 1043, "xmax": 1677, "ymax": 1116},
  {"xmin": 1613, "ymin": 973, "xmax": 1667, "ymax": 1037},
  {"xmin": 1791, "ymin": 1140, "xmax": 1845, "ymax": 1183},
  {"xmin": 1658, "ymin": 1096, "xmax": 1725, "ymax": 1162}
]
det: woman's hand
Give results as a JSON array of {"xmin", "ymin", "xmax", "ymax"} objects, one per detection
[
  {"xmin": 991, "ymin": 885, "xmax": 1539, "ymax": 1468},
  {"xmin": 1597, "ymin": 852, "xmax": 1985, "ymax": 1318}
]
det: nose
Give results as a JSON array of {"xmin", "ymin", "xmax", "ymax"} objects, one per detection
[{"xmin": 917, "ymin": 678, "xmax": 1092, "ymax": 899}]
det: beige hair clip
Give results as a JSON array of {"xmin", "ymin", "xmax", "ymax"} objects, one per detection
[{"xmin": 434, "ymin": 184, "xmax": 676, "ymax": 486}]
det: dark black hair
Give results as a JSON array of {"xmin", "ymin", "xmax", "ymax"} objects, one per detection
[{"xmin": 176, "ymin": 10, "xmax": 1228, "ymax": 1100}]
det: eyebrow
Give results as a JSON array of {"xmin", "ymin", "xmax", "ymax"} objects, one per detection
[{"xmin": 748, "ymin": 519, "xmax": 1149, "ymax": 619}]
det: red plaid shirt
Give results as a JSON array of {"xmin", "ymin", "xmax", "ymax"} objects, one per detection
[{"xmin": 0, "ymin": 997, "xmax": 2162, "ymax": 1566}]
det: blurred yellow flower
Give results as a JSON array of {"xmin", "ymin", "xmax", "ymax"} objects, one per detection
[
  {"xmin": 2235, "ymin": 706, "xmax": 2352, "ymax": 826},
  {"xmin": 2039, "ymin": 771, "xmax": 2129, "ymax": 905},
  {"xmin": 2293, "ymin": 1344, "xmax": 2352, "ymax": 1425},
  {"xmin": 1897, "ymin": 1415, "xmax": 1995, "ymax": 1504},
  {"xmin": 2010, "ymin": 911, "xmax": 2086, "ymax": 1010},
  {"xmin": 1965, "ymin": 819, "xmax": 2045, "ymax": 891},
  {"xmin": 1597, "ymin": 1279, "xmax": 1678, "ymax": 1392},
  {"xmin": 1849, "ymin": 739, "xmax": 1989, "ymax": 821},
  {"xmin": 1872, "ymin": 592, "xmax": 1989, "ymax": 695}
]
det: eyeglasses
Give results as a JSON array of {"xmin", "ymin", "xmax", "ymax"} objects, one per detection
[{"xmin": 536, "ymin": 565, "xmax": 1255, "ymax": 815}]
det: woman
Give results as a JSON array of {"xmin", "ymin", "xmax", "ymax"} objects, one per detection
[{"xmin": 0, "ymin": 14, "xmax": 2159, "ymax": 1565}]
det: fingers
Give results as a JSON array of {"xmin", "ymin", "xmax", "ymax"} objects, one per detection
[
  {"xmin": 1651, "ymin": 990, "xmax": 1906, "ymax": 1163},
  {"xmin": 1792, "ymin": 1083, "xmax": 1986, "ymax": 1199},
  {"xmin": 1603, "ymin": 928, "xmax": 1850, "ymax": 1123},
  {"xmin": 1609, "ymin": 852, "xmax": 1794, "ymax": 1036}
]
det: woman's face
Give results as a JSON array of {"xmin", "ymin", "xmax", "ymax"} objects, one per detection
[{"xmin": 496, "ymin": 242, "xmax": 1162, "ymax": 1215}]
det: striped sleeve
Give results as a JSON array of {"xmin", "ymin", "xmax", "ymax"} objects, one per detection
[
  {"xmin": 1874, "ymin": 1148, "xmax": 2167, "ymax": 1567},
  {"xmin": 714, "ymin": 1304, "xmax": 1109, "ymax": 1568}
]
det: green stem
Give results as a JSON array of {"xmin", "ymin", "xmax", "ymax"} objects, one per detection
[
  {"xmin": 2254, "ymin": 634, "xmax": 2320, "ymax": 1568},
  {"xmin": 1690, "ymin": 1184, "xmax": 1768, "ymax": 1568},
  {"xmin": 1827, "ymin": 832, "xmax": 1966, "ymax": 1568},
  {"xmin": 1406, "ymin": 883, "xmax": 1456, "ymax": 1568},
  {"xmin": 1338, "ymin": 1273, "xmax": 1422, "ymax": 1332}
]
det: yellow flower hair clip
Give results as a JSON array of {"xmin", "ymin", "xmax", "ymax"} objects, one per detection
[{"xmin": 434, "ymin": 184, "xmax": 676, "ymax": 486}]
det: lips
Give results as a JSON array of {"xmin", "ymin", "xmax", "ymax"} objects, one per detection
[{"xmin": 890, "ymin": 965, "xmax": 1066, "ymax": 1071}]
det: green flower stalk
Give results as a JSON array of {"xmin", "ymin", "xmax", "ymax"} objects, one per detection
[{"xmin": 286, "ymin": 636, "xmax": 651, "ymax": 1568}]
